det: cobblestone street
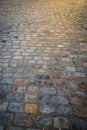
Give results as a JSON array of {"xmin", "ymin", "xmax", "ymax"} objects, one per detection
[{"xmin": 0, "ymin": 0, "xmax": 87, "ymax": 130}]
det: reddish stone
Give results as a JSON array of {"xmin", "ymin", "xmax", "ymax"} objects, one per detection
[
  {"xmin": 14, "ymin": 79, "xmax": 29, "ymax": 86},
  {"xmin": 25, "ymin": 104, "xmax": 38, "ymax": 114}
]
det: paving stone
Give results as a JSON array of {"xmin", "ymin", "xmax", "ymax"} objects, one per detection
[
  {"xmin": 0, "ymin": 78, "xmax": 12, "ymax": 84},
  {"xmin": 0, "ymin": 0, "xmax": 87, "ymax": 129},
  {"xmin": 34, "ymin": 56, "xmax": 41, "ymax": 60},
  {"xmin": 0, "ymin": 113, "xmax": 13, "ymax": 125},
  {"xmin": 38, "ymin": 69, "xmax": 47, "ymax": 74},
  {"xmin": 76, "ymin": 66, "xmax": 87, "ymax": 73},
  {"xmin": 74, "ymin": 105, "xmax": 87, "ymax": 117},
  {"xmin": 39, "ymin": 105, "xmax": 55, "ymax": 114},
  {"xmin": 73, "ymin": 90, "xmax": 86, "ymax": 97},
  {"xmin": 40, "ymin": 87, "xmax": 56, "ymax": 95},
  {"xmin": 66, "ymin": 67, "xmax": 76, "ymax": 72},
  {"xmin": 38, "ymin": 95, "xmax": 51, "ymax": 104},
  {"xmin": 54, "ymin": 117, "xmax": 69, "ymax": 129},
  {"xmin": 3, "ymin": 73, "xmax": 12, "ymax": 78},
  {"xmin": 68, "ymin": 82, "xmax": 78, "ymax": 90},
  {"xmin": 14, "ymin": 79, "xmax": 29, "ymax": 86},
  {"xmin": 70, "ymin": 97, "xmax": 85, "ymax": 106},
  {"xmin": 36, "ymin": 116, "xmax": 52, "ymax": 127},
  {"xmin": 0, "ymin": 85, "xmax": 12, "ymax": 92},
  {"xmin": 13, "ymin": 56, "xmax": 22, "ymax": 60},
  {"xmin": 25, "ymin": 94, "xmax": 37, "ymax": 103},
  {"xmin": 52, "ymin": 96, "xmax": 69, "ymax": 104},
  {"xmin": 32, "ymin": 64, "xmax": 41, "ymax": 69},
  {"xmin": 14, "ymin": 86, "xmax": 26, "ymax": 93},
  {"xmin": 7, "ymin": 93, "xmax": 22, "ymax": 101},
  {"xmin": 0, "ymin": 102, "xmax": 8, "ymax": 111},
  {"xmin": 62, "ymin": 58, "xmax": 70, "ymax": 62},
  {"xmin": 27, "ymin": 86, "xmax": 39, "ymax": 95},
  {"xmin": 8, "ymin": 102, "xmax": 23, "ymax": 112},
  {"xmin": 15, "ymin": 68, "xmax": 23, "ymax": 74},
  {"xmin": 37, "ymin": 75, "xmax": 50, "ymax": 80},
  {"xmin": 25, "ymin": 104, "xmax": 38, "ymax": 114},
  {"xmin": 13, "ymin": 114, "xmax": 35, "ymax": 127},
  {"xmin": 0, "ymin": 91, "xmax": 6, "ymax": 100},
  {"xmin": 74, "ymin": 72, "xmax": 86, "ymax": 77},
  {"xmin": 57, "ymin": 105, "xmax": 73, "ymax": 116}
]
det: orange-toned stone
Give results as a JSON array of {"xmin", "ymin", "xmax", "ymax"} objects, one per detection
[
  {"xmin": 36, "ymin": 44, "xmax": 42, "ymax": 47},
  {"xmin": 25, "ymin": 104, "xmax": 38, "ymax": 114},
  {"xmin": 14, "ymin": 79, "xmax": 29, "ymax": 86}
]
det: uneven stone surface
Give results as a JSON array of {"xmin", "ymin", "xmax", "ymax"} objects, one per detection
[
  {"xmin": 0, "ymin": 0, "xmax": 87, "ymax": 129},
  {"xmin": 0, "ymin": 113, "xmax": 13, "ymax": 125},
  {"xmin": 25, "ymin": 104, "xmax": 38, "ymax": 114}
]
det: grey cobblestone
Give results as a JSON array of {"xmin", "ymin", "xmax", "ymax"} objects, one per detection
[
  {"xmin": 40, "ymin": 87, "xmax": 56, "ymax": 95},
  {"xmin": 0, "ymin": 113, "xmax": 13, "ymax": 125},
  {"xmin": 0, "ymin": 102, "xmax": 8, "ymax": 112},
  {"xmin": 8, "ymin": 102, "xmax": 23, "ymax": 112},
  {"xmin": 39, "ymin": 105, "xmax": 55, "ymax": 114}
]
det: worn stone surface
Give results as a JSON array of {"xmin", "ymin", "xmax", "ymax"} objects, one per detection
[
  {"xmin": 52, "ymin": 96, "xmax": 69, "ymax": 104},
  {"xmin": 25, "ymin": 94, "xmax": 37, "ymax": 103},
  {"xmin": 13, "ymin": 114, "xmax": 35, "ymax": 127},
  {"xmin": 8, "ymin": 102, "xmax": 23, "ymax": 112},
  {"xmin": 39, "ymin": 105, "xmax": 55, "ymax": 114},
  {"xmin": 25, "ymin": 104, "xmax": 38, "ymax": 114},
  {"xmin": 0, "ymin": 0, "xmax": 87, "ymax": 129},
  {"xmin": 70, "ymin": 117, "xmax": 87, "ymax": 130},
  {"xmin": 0, "ymin": 91, "xmax": 6, "ymax": 100},
  {"xmin": 27, "ymin": 86, "xmax": 39, "ymax": 95},
  {"xmin": 7, "ymin": 93, "xmax": 22, "ymax": 101},
  {"xmin": 40, "ymin": 87, "xmax": 56, "ymax": 95},
  {"xmin": 35, "ymin": 116, "xmax": 52, "ymax": 127},
  {"xmin": 0, "ymin": 102, "xmax": 8, "ymax": 111},
  {"xmin": 0, "ymin": 113, "xmax": 13, "ymax": 125},
  {"xmin": 54, "ymin": 117, "xmax": 69, "ymax": 129},
  {"xmin": 57, "ymin": 105, "xmax": 74, "ymax": 116}
]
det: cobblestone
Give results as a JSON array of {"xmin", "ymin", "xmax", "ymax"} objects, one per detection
[
  {"xmin": 0, "ymin": 0, "xmax": 87, "ymax": 129},
  {"xmin": 36, "ymin": 116, "xmax": 52, "ymax": 127},
  {"xmin": 13, "ymin": 114, "xmax": 35, "ymax": 127},
  {"xmin": 7, "ymin": 93, "xmax": 22, "ymax": 101},
  {"xmin": 0, "ymin": 85, "xmax": 12, "ymax": 93},
  {"xmin": 54, "ymin": 117, "xmax": 69, "ymax": 129},
  {"xmin": 0, "ymin": 102, "xmax": 8, "ymax": 112},
  {"xmin": 52, "ymin": 96, "xmax": 69, "ymax": 104},
  {"xmin": 57, "ymin": 105, "xmax": 74, "ymax": 116},
  {"xmin": 0, "ymin": 91, "xmax": 6, "ymax": 100},
  {"xmin": 40, "ymin": 87, "xmax": 56, "ymax": 95},
  {"xmin": 37, "ymin": 75, "xmax": 50, "ymax": 80},
  {"xmin": 8, "ymin": 102, "xmax": 23, "ymax": 112},
  {"xmin": 0, "ymin": 113, "xmax": 13, "ymax": 125},
  {"xmin": 39, "ymin": 105, "xmax": 55, "ymax": 114},
  {"xmin": 25, "ymin": 104, "xmax": 38, "ymax": 114}
]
